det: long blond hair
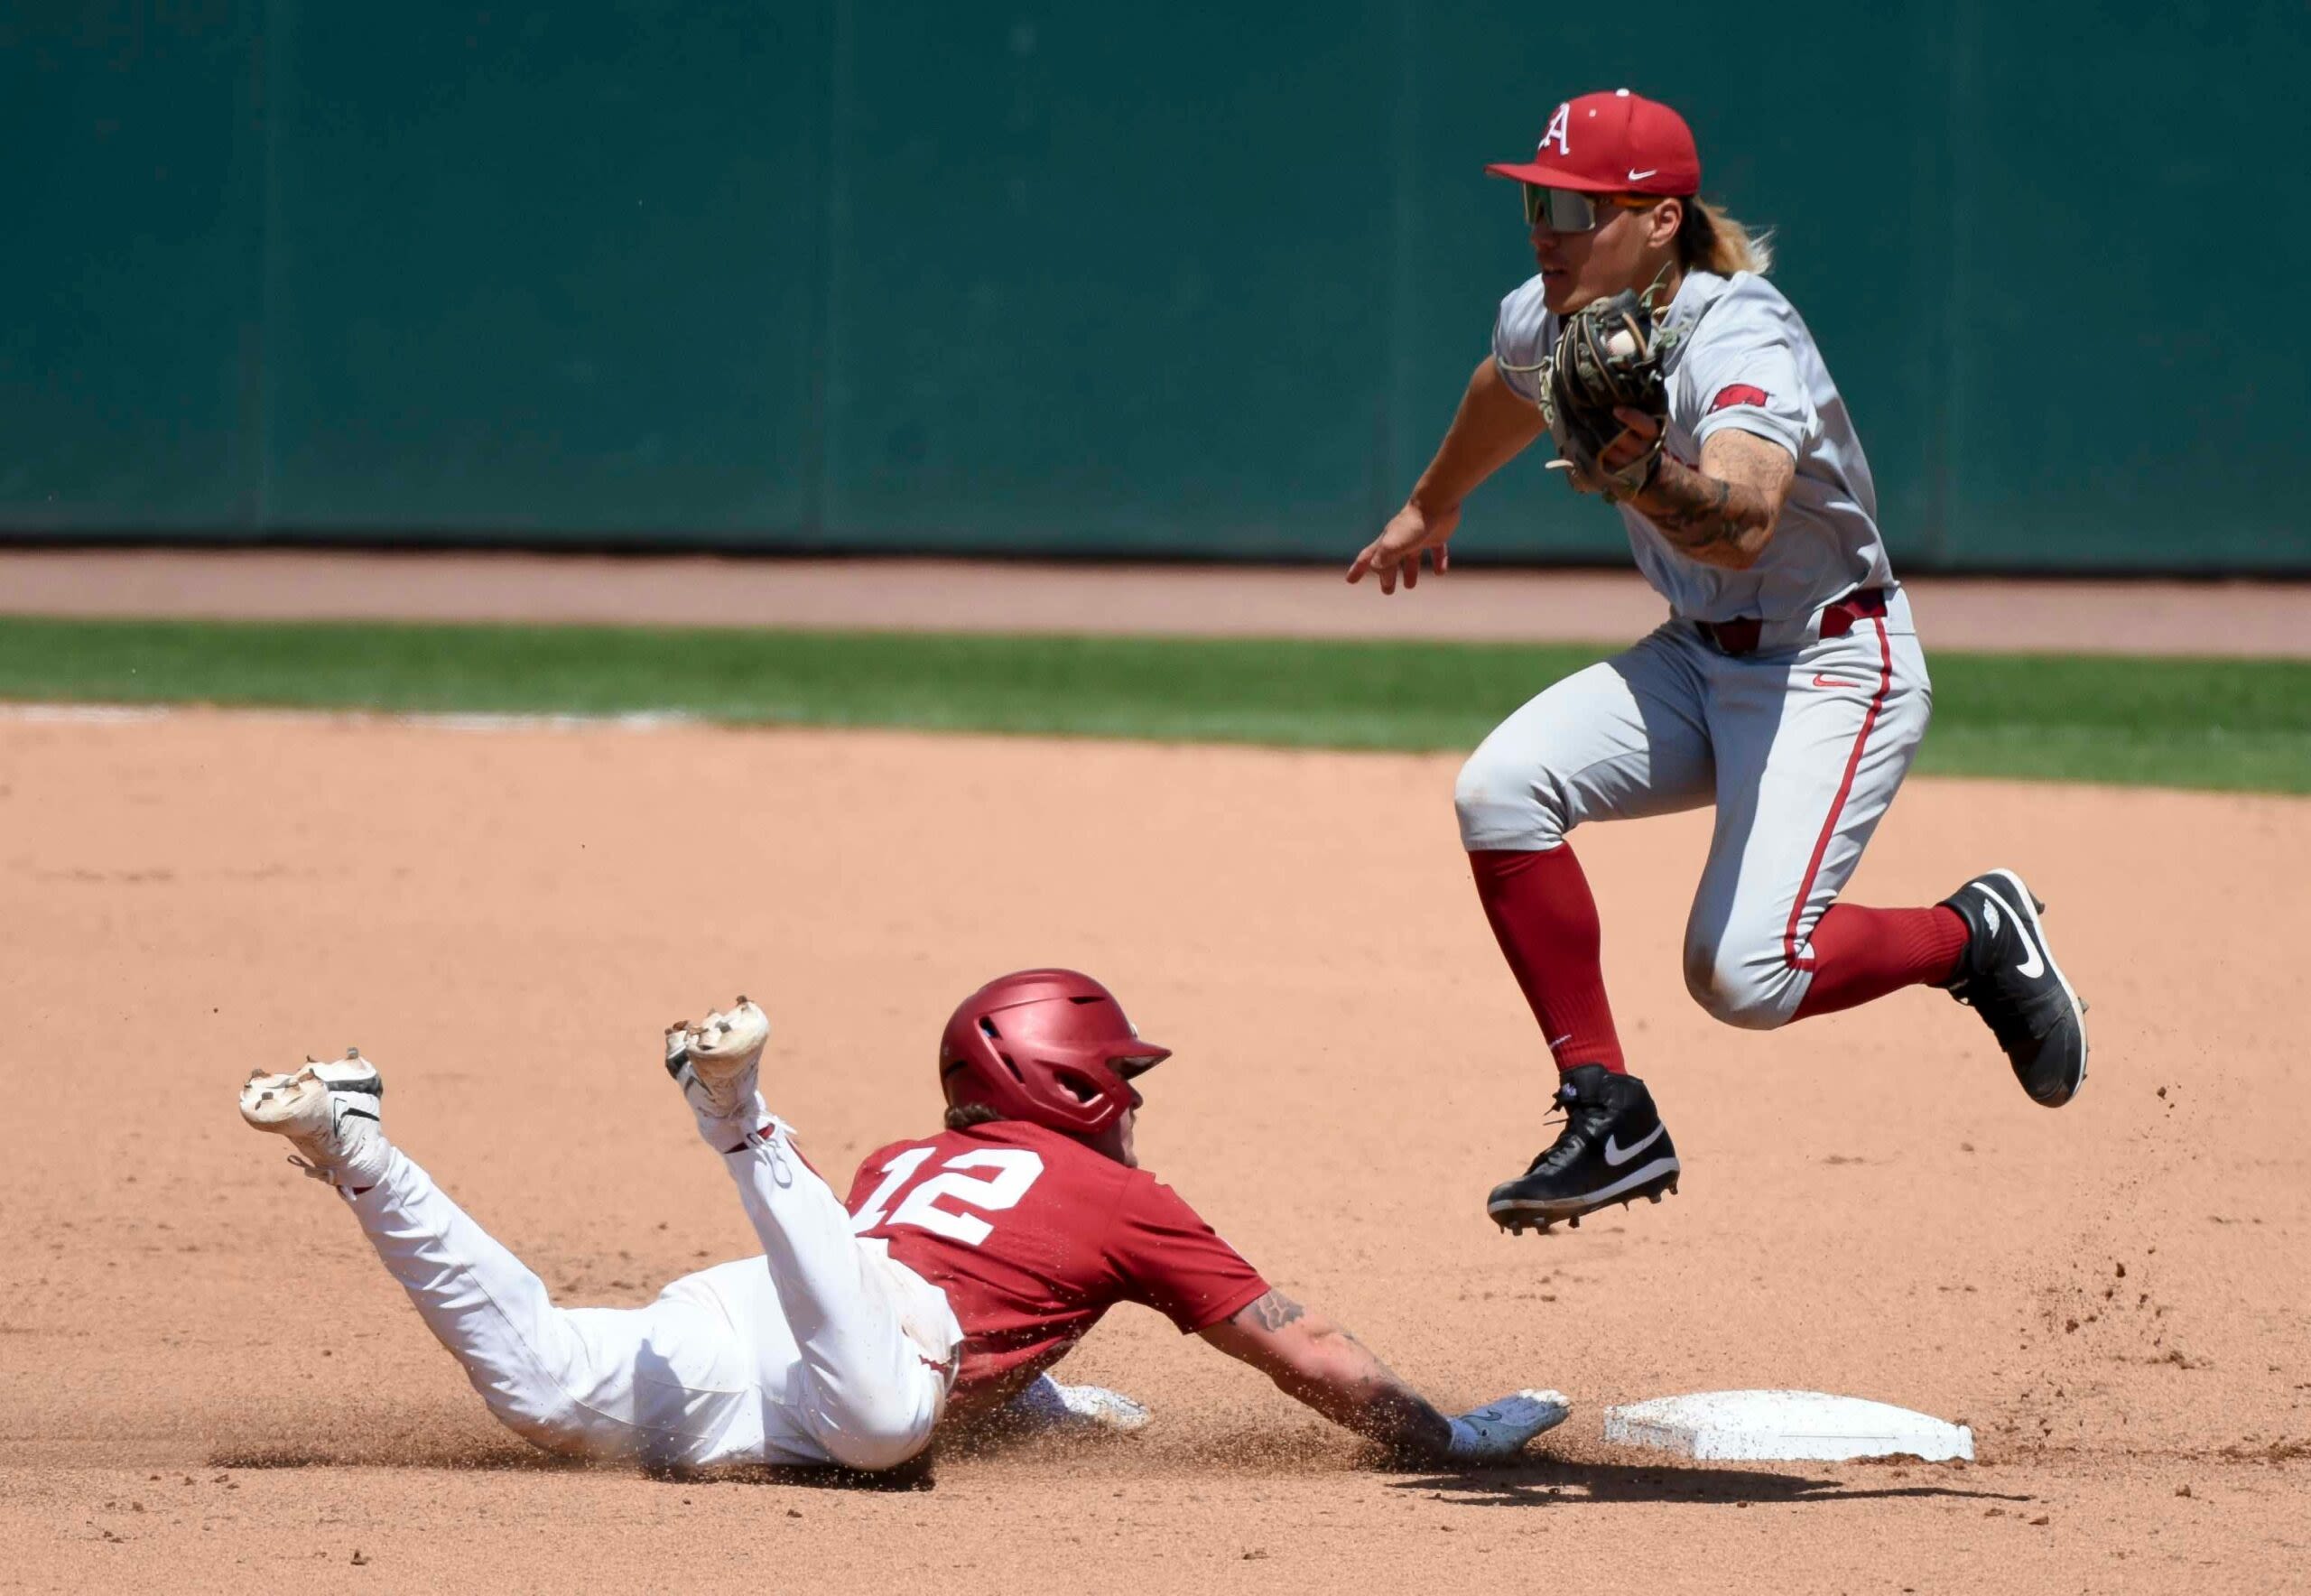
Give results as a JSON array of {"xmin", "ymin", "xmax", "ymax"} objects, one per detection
[{"xmin": 1676, "ymin": 198, "xmax": 1773, "ymax": 277}]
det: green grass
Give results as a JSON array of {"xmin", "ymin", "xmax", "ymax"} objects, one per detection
[{"xmin": 1, "ymin": 615, "xmax": 2306, "ymax": 793}]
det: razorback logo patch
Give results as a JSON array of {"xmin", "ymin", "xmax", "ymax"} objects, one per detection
[{"xmin": 1709, "ymin": 384, "xmax": 1769, "ymax": 413}]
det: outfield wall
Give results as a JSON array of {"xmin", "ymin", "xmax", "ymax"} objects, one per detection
[{"xmin": 4, "ymin": 2, "xmax": 2304, "ymax": 570}]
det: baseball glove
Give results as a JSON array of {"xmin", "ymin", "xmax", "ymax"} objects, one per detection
[{"xmin": 1542, "ymin": 289, "xmax": 1675, "ymax": 502}]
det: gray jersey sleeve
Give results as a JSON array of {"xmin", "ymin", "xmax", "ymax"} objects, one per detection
[
  {"xmin": 1490, "ymin": 275, "xmax": 1555, "ymax": 405},
  {"xmin": 1674, "ymin": 288, "xmax": 1817, "ymax": 459}
]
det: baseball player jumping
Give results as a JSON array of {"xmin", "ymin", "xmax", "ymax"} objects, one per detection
[
  {"xmin": 1347, "ymin": 89, "xmax": 2089, "ymax": 1234},
  {"xmin": 238, "ymin": 970, "xmax": 1568, "ymax": 1472}
]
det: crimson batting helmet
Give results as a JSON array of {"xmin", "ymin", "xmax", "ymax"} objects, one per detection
[{"xmin": 938, "ymin": 969, "xmax": 1170, "ymax": 1137}]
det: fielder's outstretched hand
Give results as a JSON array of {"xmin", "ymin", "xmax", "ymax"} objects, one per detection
[
  {"xmin": 1443, "ymin": 1389, "xmax": 1573, "ymax": 1461},
  {"xmin": 1348, "ymin": 499, "xmax": 1460, "ymax": 594}
]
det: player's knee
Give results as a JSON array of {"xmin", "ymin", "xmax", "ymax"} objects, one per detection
[
  {"xmin": 1681, "ymin": 933, "xmax": 1797, "ymax": 1032},
  {"xmin": 1454, "ymin": 747, "xmax": 1564, "ymax": 850},
  {"xmin": 472, "ymin": 1379, "xmax": 593, "ymax": 1457},
  {"xmin": 465, "ymin": 1338, "xmax": 627, "ymax": 1460},
  {"xmin": 815, "ymin": 1396, "xmax": 937, "ymax": 1474},
  {"xmin": 823, "ymin": 1430, "xmax": 932, "ymax": 1474}
]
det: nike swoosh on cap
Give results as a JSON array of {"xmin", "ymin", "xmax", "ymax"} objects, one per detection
[{"xmin": 1627, "ymin": 168, "xmax": 1658, "ymax": 181}]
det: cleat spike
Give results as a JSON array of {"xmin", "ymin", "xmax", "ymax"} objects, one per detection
[
  {"xmin": 2031, "ymin": 895, "xmax": 2046, "ymax": 914},
  {"xmin": 1647, "ymin": 1191, "xmax": 1663, "ymax": 1203},
  {"xmin": 1567, "ymin": 1214, "xmax": 1581, "ymax": 1229}
]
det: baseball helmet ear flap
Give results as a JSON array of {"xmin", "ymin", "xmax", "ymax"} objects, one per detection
[{"xmin": 937, "ymin": 969, "xmax": 1169, "ymax": 1137}]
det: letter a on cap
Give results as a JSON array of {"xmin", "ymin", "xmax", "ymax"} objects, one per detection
[{"xmin": 1539, "ymin": 102, "xmax": 1571, "ymax": 156}]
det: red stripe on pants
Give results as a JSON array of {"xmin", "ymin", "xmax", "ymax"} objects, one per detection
[{"xmin": 1784, "ymin": 615, "xmax": 1895, "ymax": 971}]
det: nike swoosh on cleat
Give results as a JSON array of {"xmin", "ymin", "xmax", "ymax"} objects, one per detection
[
  {"xmin": 1603, "ymin": 1122, "xmax": 1666, "ymax": 1167},
  {"xmin": 1490, "ymin": 1155, "xmax": 1679, "ymax": 1214},
  {"xmin": 1974, "ymin": 883, "xmax": 2045, "ymax": 978}
]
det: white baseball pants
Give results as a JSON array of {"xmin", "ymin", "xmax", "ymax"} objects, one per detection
[
  {"xmin": 341, "ymin": 1121, "xmax": 961, "ymax": 1471},
  {"xmin": 1453, "ymin": 590, "xmax": 1932, "ymax": 1029}
]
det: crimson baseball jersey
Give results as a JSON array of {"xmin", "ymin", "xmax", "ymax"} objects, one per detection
[{"xmin": 845, "ymin": 1119, "xmax": 1269, "ymax": 1391}]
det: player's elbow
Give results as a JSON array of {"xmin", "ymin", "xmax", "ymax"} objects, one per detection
[
  {"xmin": 1741, "ymin": 509, "xmax": 1785, "ymax": 563},
  {"xmin": 1696, "ymin": 518, "xmax": 1775, "ymax": 573},
  {"xmin": 1202, "ymin": 1304, "xmax": 1341, "ymax": 1393},
  {"xmin": 1716, "ymin": 506, "xmax": 1780, "ymax": 569}
]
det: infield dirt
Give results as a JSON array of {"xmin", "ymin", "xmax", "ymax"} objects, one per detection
[{"xmin": 3, "ymin": 710, "xmax": 2306, "ymax": 1591}]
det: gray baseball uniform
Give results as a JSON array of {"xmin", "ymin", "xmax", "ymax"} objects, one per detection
[{"xmin": 1457, "ymin": 269, "xmax": 1929, "ymax": 1028}]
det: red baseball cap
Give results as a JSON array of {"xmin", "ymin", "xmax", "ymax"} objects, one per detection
[{"xmin": 1485, "ymin": 88, "xmax": 1701, "ymax": 197}]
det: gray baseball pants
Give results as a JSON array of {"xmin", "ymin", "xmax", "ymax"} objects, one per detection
[{"xmin": 1453, "ymin": 590, "xmax": 1931, "ymax": 1029}]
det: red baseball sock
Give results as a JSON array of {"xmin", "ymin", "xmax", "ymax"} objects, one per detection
[
  {"xmin": 1469, "ymin": 846, "xmax": 1626, "ymax": 1073},
  {"xmin": 1792, "ymin": 904, "xmax": 1969, "ymax": 1020}
]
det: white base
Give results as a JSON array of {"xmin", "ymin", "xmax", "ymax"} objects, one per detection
[{"xmin": 1603, "ymin": 1389, "xmax": 1973, "ymax": 1463}]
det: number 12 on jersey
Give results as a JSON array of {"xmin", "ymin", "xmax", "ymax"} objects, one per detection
[{"xmin": 850, "ymin": 1146, "xmax": 1046, "ymax": 1247}]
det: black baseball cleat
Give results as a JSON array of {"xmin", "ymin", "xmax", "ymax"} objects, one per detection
[
  {"xmin": 1487, "ymin": 1063, "xmax": 1681, "ymax": 1235},
  {"xmin": 1938, "ymin": 868, "xmax": 2089, "ymax": 1107}
]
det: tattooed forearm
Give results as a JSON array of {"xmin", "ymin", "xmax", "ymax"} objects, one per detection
[
  {"xmin": 1272, "ymin": 1331, "xmax": 1451, "ymax": 1458},
  {"xmin": 1217, "ymin": 1292, "xmax": 1452, "ymax": 1457},
  {"xmin": 1246, "ymin": 1289, "xmax": 1306, "ymax": 1332},
  {"xmin": 1632, "ymin": 458, "xmax": 1775, "ymax": 568},
  {"xmin": 1630, "ymin": 428, "xmax": 1797, "ymax": 571}
]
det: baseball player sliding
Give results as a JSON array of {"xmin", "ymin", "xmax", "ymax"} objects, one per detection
[
  {"xmin": 1348, "ymin": 89, "xmax": 2089, "ymax": 1234},
  {"xmin": 238, "ymin": 970, "xmax": 1568, "ymax": 1473}
]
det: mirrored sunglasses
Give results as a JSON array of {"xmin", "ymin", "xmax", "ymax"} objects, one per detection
[{"xmin": 1521, "ymin": 185, "xmax": 1656, "ymax": 233}]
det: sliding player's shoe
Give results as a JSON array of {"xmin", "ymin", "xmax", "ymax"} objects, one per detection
[
  {"xmin": 665, "ymin": 998, "xmax": 774, "ymax": 1146},
  {"xmin": 239, "ymin": 1052, "xmax": 392, "ymax": 1191}
]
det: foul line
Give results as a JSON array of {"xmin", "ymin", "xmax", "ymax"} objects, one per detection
[{"xmin": 0, "ymin": 701, "xmax": 702, "ymax": 734}]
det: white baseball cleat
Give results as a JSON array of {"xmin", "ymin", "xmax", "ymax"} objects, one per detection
[
  {"xmin": 664, "ymin": 998, "xmax": 773, "ymax": 1123},
  {"xmin": 238, "ymin": 1051, "xmax": 392, "ymax": 1190},
  {"xmin": 1007, "ymin": 1373, "xmax": 1153, "ymax": 1436},
  {"xmin": 1444, "ymin": 1388, "xmax": 1573, "ymax": 1462}
]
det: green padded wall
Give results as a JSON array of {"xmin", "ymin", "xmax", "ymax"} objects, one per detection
[
  {"xmin": 263, "ymin": 1, "xmax": 827, "ymax": 536},
  {"xmin": 3, "ymin": 1, "xmax": 2304, "ymax": 569},
  {"xmin": 2, "ymin": 3, "xmax": 263, "ymax": 529}
]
